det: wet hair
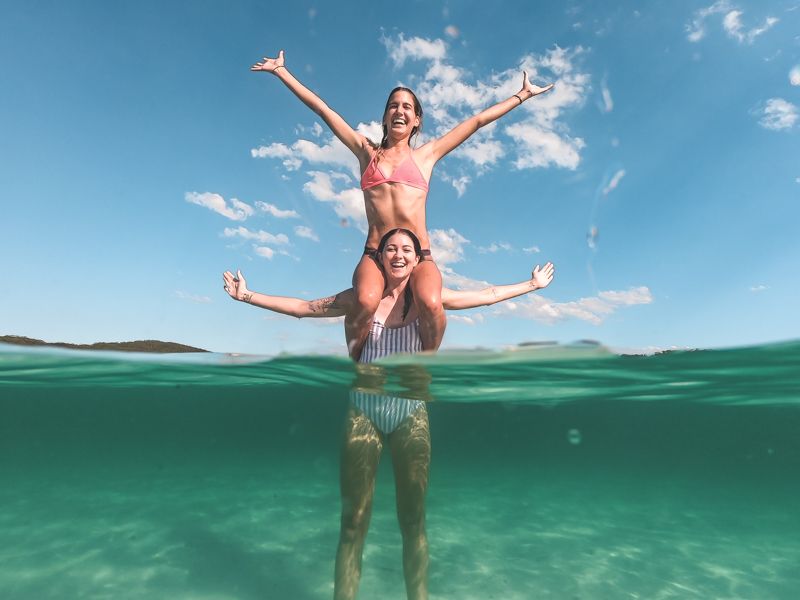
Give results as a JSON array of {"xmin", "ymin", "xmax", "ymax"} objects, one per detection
[
  {"xmin": 378, "ymin": 87, "xmax": 423, "ymax": 151},
  {"xmin": 377, "ymin": 228, "xmax": 422, "ymax": 321}
]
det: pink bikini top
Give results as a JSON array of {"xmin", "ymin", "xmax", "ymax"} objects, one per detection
[{"xmin": 360, "ymin": 153, "xmax": 429, "ymax": 192}]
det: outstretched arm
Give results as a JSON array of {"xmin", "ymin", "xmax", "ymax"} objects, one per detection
[
  {"xmin": 422, "ymin": 71, "xmax": 553, "ymax": 164},
  {"xmin": 441, "ymin": 262, "xmax": 555, "ymax": 310},
  {"xmin": 251, "ymin": 50, "xmax": 369, "ymax": 158},
  {"xmin": 223, "ymin": 270, "xmax": 354, "ymax": 318}
]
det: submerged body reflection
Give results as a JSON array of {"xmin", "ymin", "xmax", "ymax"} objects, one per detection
[{"xmin": 337, "ymin": 317, "xmax": 433, "ymax": 599}]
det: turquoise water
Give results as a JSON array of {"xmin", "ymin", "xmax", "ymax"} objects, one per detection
[{"xmin": 1, "ymin": 341, "xmax": 799, "ymax": 599}]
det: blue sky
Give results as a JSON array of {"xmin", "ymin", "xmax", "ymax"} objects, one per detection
[{"xmin": 1, "ymin": 0, "xmax": 798, "ymax": 355}]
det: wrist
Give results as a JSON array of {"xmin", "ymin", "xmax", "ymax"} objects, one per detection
[
  {"xmin": 273, "ymin": 65, "xmax": 286, "ymax": 76},
  {"xmin": 240, "ymin": 291, "xmax": 253, "ymax": 303}
]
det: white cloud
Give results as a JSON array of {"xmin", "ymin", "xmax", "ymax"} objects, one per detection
[
  {"xmin": 428, "ymin": 228, "xmax": 469, "ymax": 267},
  {"xmin": 444, "ymin": 25, "xmax": 460, "ymax": 39},
  {"xmin": 477, "ymin": 242, "xmax": 512, "ymax": 254},
  {"xmin": 303, "ymin": 171, "xmax": 367, "ymax": 231},
  {"xmin": 294, "ymin": 225, "xmax": 319, "ymax": 241},
  {"xmin": 454, "ymin": 137, "xmax": 506, "ymax": 168},
  {"xmin": 602, "ymin": 169, "xmax": 626, "ymax": 196},
  {"xmin": 723, "ymin": 10, "xmax": 778, "ymax": 44},
  {"xmin": 174, "ymin": 290, "xmax": 212, "ymax": 304},
  {"xmin": 380, "ymin": 33, "xmax": 447, "ymax": 68},
  {"xmin": 790, "ymin": 66, "xmax": 800, "ymax": 86},
  {"xmin": 448, "ymin": 314, "xmax": 485, "ymax": 325},
  {"xmin": 600, "ymin": 81, "xmax": 613, "ymax": 112},
  {"xmin": 256, "ymin": 201, "xmax": 300, "ymax": 219},
  {"xmin": 440, "ymin": 267, "xmax": 492, "ymax": 291},
  {"xmin": 223, "ymin": 226, "xmax": 289, "ymax": 245},
  {"xmin": 254, "ymin": 246, "xmax": 274, "ymax": 259},
  {"xmin": 494, "ymin": 286, "xmax": 653, "ymax": 325},
  {"xmin": 505, "ymin": 122, "xmax": 585, "ymax": 170},
  {"xmin": 250, "ymin": 143, "xmax": 303, "ymax": 171},
  {"xmin": 686, "ymin": 1, "xmax": 733, "ymax": 42},
  {"xmin": 687, "ymin": 2, "xmax": 778, "ymax": 44},
  {"xmin": 757, "ymin": 98, "xmax": 798, "ymax": 130},
  {"xmin": 185, "ymin": 192, "xmax": 254, "ymax": 221},
  {"xmin": 252, "ymin": 136, "xmax": 360, "ymax": 178},
  {"xmin": 749, "ymin": 284, "xmax": 769, "ymax": 292},
  {"xmin": 438, "ymin": 172, "xmax": 471, "ymax": 196},
  {"xmin": 598, "ymin": 287, "xmax": 653, "ymax": 305},
  {"xmin": 523, "ymin": 246, "xmax": 541, "ymax": 254},
  {"xmin": 382, "ymin": 36, "xmax": 590, "ymax": 178}
]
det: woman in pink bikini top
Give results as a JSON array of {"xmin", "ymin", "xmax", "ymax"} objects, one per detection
[{"xmin": 251, "ymin": 50, "xmax": 554, "ymax": 360}]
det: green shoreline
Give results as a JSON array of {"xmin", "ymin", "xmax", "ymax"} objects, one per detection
[{"xmin": 0, "ymin": 335, "xmax": 208, "ymax": 354}]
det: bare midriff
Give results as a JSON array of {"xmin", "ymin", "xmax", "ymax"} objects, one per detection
[{"xmin": 363, "ymin": 184, "xmax": 429, "ymax": 248}]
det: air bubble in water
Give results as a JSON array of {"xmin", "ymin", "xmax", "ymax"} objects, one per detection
[{"xmin": 567, "ymin": 428, "xmax": 582, "ymax": 445}]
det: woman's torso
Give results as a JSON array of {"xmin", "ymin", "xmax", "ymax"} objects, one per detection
[{"xmin": 360, "ymin": 148, "xmax": 432, "ymax": 248}]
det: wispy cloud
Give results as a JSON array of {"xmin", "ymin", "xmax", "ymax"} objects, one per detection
[
  {"xmin": 429, "ymin": 227, "xmax": 469, "ymax": 267},
  {"xmin": 494, "ymin": 286, "xmax": 653, "ymax": 325},
  {"xmin": 722, "ymin": 10, "xmax": 778, "ymax": 44},
  {"xmin": 254, "ymin": 246, "xmax": 275, "ymax": 259},
  {"xmin": 602, "ymin": 169, "xmax": 626, "ymax": 196},
  {"xmin": 600, "ymin": 80, "xmax": 613, "ymax": 113},
  {"xmin": 749, "ymin": 284, "xmax": 769, "ymax": 292},
  {"xmin": 448, "ymin": 314, "xmax": 485, "ymax": 325},
  {"xmin": 686, "ymin": 1, "xmax": 733, "ymax": 42},
  {"xmin": 687, "ymin": 2, "xmax": 778, "ymax": 44},
  {"xmin": 222, "ymin": 226, "xmax": 289, "ymax": 245},
  {"xmin": 381, "ymin": 34, "xmax": 590, "ymax": 176},
  {"xmin": 477, "ymin": 242, "xmax": 512, "ymax": 254},
  {"xmin": 755, "ymin": 98, "xmax": 798, "ymax": 130},
  {"xmin": 790, "ymin": 65, "xmax": 800, "ymax": 86},
  {"xmin": 174, "ymin": 290, "xmax": 212, "ymax": 304},
  {"xmin": 294, "ymin": 225, "xmax": 319, "ymax": 242},
  {"xmin": 185, "ymin": 192, "xmax": 254, "ymax": 221},
  {"xmin": 380, "ymin": 33, "xmax": 447, "ymax": 68},
  {"xmin": 303, "ymin": 171, "xmax": 368, "ymax": 232},
  {"xmin": 523, "ymin": 246, "xmax": 541, "ymax": 254},
  {"xmin": 256, "ymin": 201, "xmax": 299, "ymax": 219},
  {"xmin": 444, "ymin": 25, "xmax": 460, "ymax": 39}
]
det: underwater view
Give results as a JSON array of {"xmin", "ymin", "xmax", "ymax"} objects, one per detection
[{"xmin": 2, "ymin": 340, "xmax": 799, "ymax": 599}]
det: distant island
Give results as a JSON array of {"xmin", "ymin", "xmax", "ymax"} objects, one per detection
[{"xmin": 0, "ymin": 335, "xmax": 208, "ymax": 353}]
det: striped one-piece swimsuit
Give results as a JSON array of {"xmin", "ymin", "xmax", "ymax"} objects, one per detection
[{"xmin": 350, "ymin": 318, "xmax": 425, "ymax": 434}]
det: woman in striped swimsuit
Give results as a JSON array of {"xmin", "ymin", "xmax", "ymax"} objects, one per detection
[{"xmin": 223, "ymin": 229, "xmax": 554, "ymax": 600}]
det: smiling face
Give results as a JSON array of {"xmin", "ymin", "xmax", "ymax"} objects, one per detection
[
  {"xmin": 383, "ymin": 89, "xmax": 421, "ymax": 141},
  {"xmin": 379, "ymin": 231, "xmax": 420, "ymax": 280}
]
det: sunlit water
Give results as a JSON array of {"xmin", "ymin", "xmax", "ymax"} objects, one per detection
[{"xmin": 1, "ymin": 341, "xmax": 799, "ymax": 599}]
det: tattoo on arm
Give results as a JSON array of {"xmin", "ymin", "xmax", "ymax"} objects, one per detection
[{"xmin": 309, "ymin": 295, "xmax": 337, "ymax": 314}]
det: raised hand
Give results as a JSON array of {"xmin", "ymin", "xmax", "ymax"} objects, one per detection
[
  {"xmin": 251, "ymin": 50, "xmax": 285, "ymax": 73},
  {"xmin": 520, "ymin": 71, "xmax": 554, "ymax": 100},
  {"xmin": 222, "ymin": 269, "xmax": 250, "ymax": 301},
  {"xmin": 531, "ymin": 262, "xmax": 555, "ymax": 290}
]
